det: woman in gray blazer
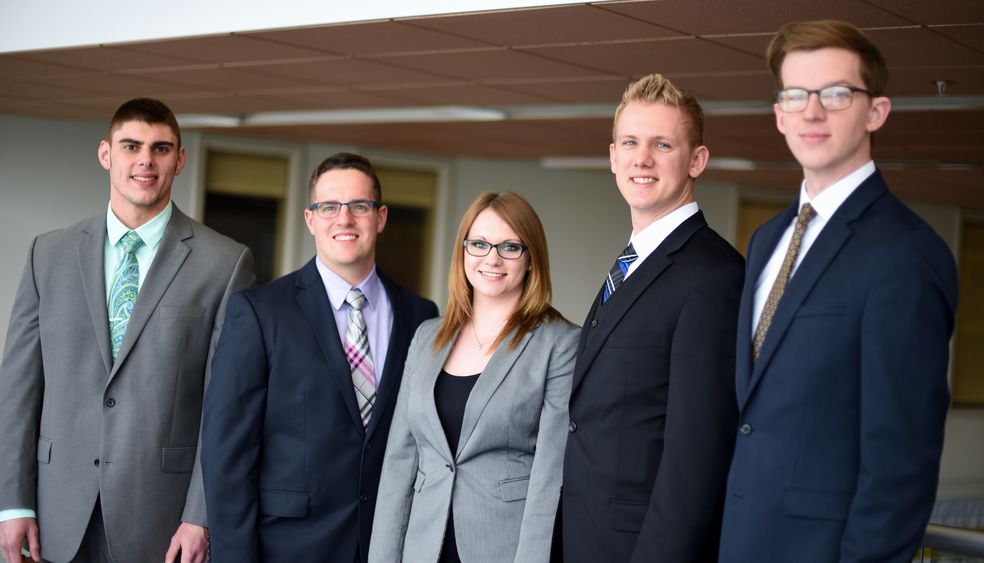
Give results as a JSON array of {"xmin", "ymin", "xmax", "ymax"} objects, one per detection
[{"xmin": 369, "ymin": 192, "xmax": 578, "ymax": 563}]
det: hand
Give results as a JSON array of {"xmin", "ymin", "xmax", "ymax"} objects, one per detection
[
  {"xmin": 164, "ymin": 522, "xmax": 208, "ymax": 563},
  {"xmin": 0, "ymin": 517, "xmax": 39, "ymax": 562}
]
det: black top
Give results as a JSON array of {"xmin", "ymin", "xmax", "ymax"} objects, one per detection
[{"xmin": 434, "ymin": 369, "xmax": 480, "ymax": 563}]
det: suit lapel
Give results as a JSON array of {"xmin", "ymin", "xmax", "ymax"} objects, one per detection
[
  {"xmin": 744, "ymin": 173, "xmax": 888, "ymax": 402},
  {"xmin": 736, "ymin": 204, "xmax": 796, "ymax": 407},
  {"xmin": 366, "ymin": 275, "xmax": 409, "ymax": 439},
  {"xmin": 417, "ymin": 335, "xmax": 457, "ymax": 461},
  {"xmin": 457, "ymin": 329, "xmax": 534, "ymax": 459},
  {"xmin": 110, "ymin": 208, "xmax": 192, "ymax": 382},
  {"xmin": 78, "ymin": 215, "xmax": 113, "ymax": 376},
  {"xmin": 572, "ymin": 211, "xmax": 706, "ymax": 394},
  {"xmin": 294, "ymin": 259, "xmax": 365, "ymax": 431}
]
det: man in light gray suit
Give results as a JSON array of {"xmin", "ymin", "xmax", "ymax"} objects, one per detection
[{"xmin": 0, "ymin": 98, "xmax": 255, "ymax": 563}]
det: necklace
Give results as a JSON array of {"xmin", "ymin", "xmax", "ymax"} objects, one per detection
[{"xmin": 471, "ymin": 321, "xmax": 485, "ymax": 351}]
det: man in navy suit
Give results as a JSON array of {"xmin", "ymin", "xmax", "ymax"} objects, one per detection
[
  {"xmin": 719, "ymin": 20, "xmax": 958, "ymax": 563},
  {"xmin": 201, "ymin": 153, "xmax": 438, "ymax": 563}
]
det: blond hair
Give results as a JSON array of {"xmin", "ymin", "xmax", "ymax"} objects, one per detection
[{"xmin": 612, "ymin": 73, "xmax": 704, "ymax": 148}]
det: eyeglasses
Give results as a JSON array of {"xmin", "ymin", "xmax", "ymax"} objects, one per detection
[
  {"xmin": 309, "ymin": 200, "xmax": 380, "ymax": 218},
  {"xmin": 775, "ymin": 86, "xmax": 871, "ymax": 113},
  {"xmin": 463, "ymin": 239, "xmax": 527, "ymax": 260}
]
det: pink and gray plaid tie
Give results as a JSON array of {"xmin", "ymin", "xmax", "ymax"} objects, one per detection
[{"xmin": 344, "ymin": 288, "xmax": 377, "ymax": 428}]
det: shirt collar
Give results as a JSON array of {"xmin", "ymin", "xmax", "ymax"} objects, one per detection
[
  {"xmin": 315, "ymin": 258, "xmax": 381, "ymax": 312},
  {"xmin": 106, "ymin": 201, "xmax": 173, "ymax": 250},
  {"xmin": 629, "ymin": 201, "xmax": 700, "ymax": 258},
  {"xmin": 798, "ymin": 161, "xmax": 875, "ymax": 221}
]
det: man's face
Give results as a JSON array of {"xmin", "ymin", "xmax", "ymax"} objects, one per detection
[
  {"xmin": 775, "ymin": 47, "xmax": 890, "ymax": 192},
  {"xmin": 99, "ymin": 120, "xmax": 185, "ymax": 223},
  {"xmin": 610, "ymin": 101, "xmax": 708, "ymax": 232},
  {"xmin": 304, "ymin": 168, "xmax": 388, "ymax": 285}
]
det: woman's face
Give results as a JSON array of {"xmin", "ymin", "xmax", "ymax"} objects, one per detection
[{"xmin": 463, "ymin": 208, "xmax": 530, "ymax": 305}]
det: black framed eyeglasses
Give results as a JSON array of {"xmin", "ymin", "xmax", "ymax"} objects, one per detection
[
  {"xmin": 463, "ymin": 239, "xmax": 527, "ymax": 260},
  {"xmin": 775, "ymin": 85, "xmax": 871, "ymax": 113},
  {"xmin": 309, "ymin": 200, "xmax": 380, "ymax": 218}
]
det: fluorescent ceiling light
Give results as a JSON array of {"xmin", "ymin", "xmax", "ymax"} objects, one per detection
[
  {"xmin": 176, "ymin": 114, "xmax": 242, "ymax": 128},
  {"xmin": 242, "ymin": 106, "xmax": 506, "ymax": 127}
]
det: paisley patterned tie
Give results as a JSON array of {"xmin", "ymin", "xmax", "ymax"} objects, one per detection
[
  {"xmin": 109, "ymin": 231, "xmax": 143, "ymax": 362},
  {"xmin": 753, "ymin": 203, "xmax": 817, "ymax": 361}
]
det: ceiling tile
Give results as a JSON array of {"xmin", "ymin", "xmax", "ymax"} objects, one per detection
[
  {"xmin": 501, "ymin": 78, "xmax": 628, "ymax": 103},
  {"xmin": 380, "ymin": 49, "xmax": 610, "ymax": 81},
  {"xmin": 864, "ymin": 0, "xmax": 984, "ymax": 25},
  {"xmin": 0, "ymin": 100, "xmax": 99, "ymax": 119},
  {"xmin": 526, "ymin": 38, "xmax": 764, "ymax": 77},
  {"xmin": 407, "ymin": 5, "xmax": 681, "ymax": 47},
  {"xmin": 868, "ymin": 28, "xmax": 984, "ymax": 67},
  {"xmin": 250, "ymin": 21, "xmax": 489, "ymax": 56},
  {"xmin": 16, "ymin": 45, "xmax": 196, "ymax": 72},
  {"xmin": 889, "ymin": 66, "xmax": 984, "ymax": 96},
  {"xmin": 0, "ymin": 55, "xmax": 92, "ymax": 78},
  {"xmin": 599, "ymin": 0, "xmax": 911, "ymax": 35},
  {"xmin": 382, "ymin": 83, "xmax": 556, "ymax": 106},
  {"xmin": 674, "ymin": 73, "xmax": 776, "ymax": 101},
  {"xmin": 22, "ymin": 72, "xmax": 189, "ymax": 98},
  {"xmin": 241, "ymin": 57, "xmax": 449, "ymax": 87},
  {"xmin": 253, "ymin": 89, "xmax": 407, "ymax": 110},
  {"xmin": 928, "ymin": 24, "xmax": 984, "ymax": 52},
  {"xmin": 121, "ymin": 34, "xmax": 326, "ymax": 64},
  {"xmin": 123, "ymin": 66, "xmax": 311, "ymax": 91}
]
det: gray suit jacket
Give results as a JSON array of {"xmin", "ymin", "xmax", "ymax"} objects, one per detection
[
  {"xmin": 369, "ymin": 317, "xmax": 578, "ymax": 563},
  {"xmin": 0, "ymin": 206, "xmax": 254, "ymax": 562}
]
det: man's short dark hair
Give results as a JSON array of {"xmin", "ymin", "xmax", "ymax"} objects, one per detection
[
  {"xmin": 107, "ymin": 98, "xmax": 182, "ymax": 146},
  {"xmin": 308, "ymin": 152, "xmax": 382, "ymax": 202}
]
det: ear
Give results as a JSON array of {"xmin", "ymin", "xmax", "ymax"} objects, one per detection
[
  {"xmin": 304, "ymin": 208, "xmax": 317, "ymax": 236},
  {"xmin": 98, "ymin": 140, "xmax": 112, "ymax": 171},
  {"xmin": 689, "ymin": 145, "xmax": 710, "ymax": 179},
  {"xmin": 376, "ymin": 204, "xmax": 388, "ymax": 233},
  {"xmin": 609, "ymin": 142, "xmax": 617, "ymax": 174},
  {"xmin": 774, "ymin": 102, "xmax": 786, "ymax": 135},
  {"xmin": 173, "ymin": 145, "xmax": 187, "ymax": 176},
  {"xmin": 866, "ymin": 96, "xmax": 891, "ymax": 133}
]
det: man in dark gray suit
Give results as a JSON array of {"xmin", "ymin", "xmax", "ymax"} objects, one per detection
[{"xmin": 0, "ymin": 98, "xmax": 255, "ymax": 563}]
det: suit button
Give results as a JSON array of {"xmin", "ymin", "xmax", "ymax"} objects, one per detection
[
  {"xmin": 104, "ymin": 398, "xmax": 116, "ymax": 408},
  {"xmin": 590, "ymin": 320, "xmax": 598, "ymax": 328},
  {"xmin": 568, "ymin": 420, "xmax": 577, "ymax": 433},
  {"xmin": 739, "ymin": 423, "xmax": 753, "ymax": 435},
  {"xmin": 365, "ymin": 442, "xmax": 372, "ymax": 450},
  {"xmin": 359, "ymin": 494, "xmax": 368, "ymax": 502},
  {"xmin": 93, "ymin": 459, "xmax": 100, "ymax": 466}
]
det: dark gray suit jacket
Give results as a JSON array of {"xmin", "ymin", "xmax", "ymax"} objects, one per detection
[{"xmin": 0, "ymin": 206, "xmax": 254, "ymax": 562}]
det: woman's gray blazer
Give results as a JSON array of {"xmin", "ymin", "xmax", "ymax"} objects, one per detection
[{"xmin": 369, "ymin": 316, "xmax": 579, "ymax": 563}]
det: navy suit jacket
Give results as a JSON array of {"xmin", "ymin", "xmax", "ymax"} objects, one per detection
[
  {"xmin": 563, "ymin": 211, "xmax": 744, "ymax": 563},
  {"xmin": 720, "ymin": 171, "xmax": 958, "ymax": 563},
  {"xmin": 202, "ymin": 258, "xmax": 438, "ymax": 563}
]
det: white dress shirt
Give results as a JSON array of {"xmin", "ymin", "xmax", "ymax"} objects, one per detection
[
  {"xmin": 624, "ymin": 202, "xmax": 700, "ymax": 279},
  {"xmin": 315, "ymin": 260, "xmax": 393, "ymax": 383},
  {"xmin": 751, "ymin": 161, "xmax": 876, "ymax": 335}
]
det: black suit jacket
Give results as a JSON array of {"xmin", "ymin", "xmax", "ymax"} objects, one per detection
[
  {"xmin": 202, "ymin": 258, "xmax": 438, "ymax": 563},
  {"xmin": 562, "ymin": 211, "xmax": 744, "ymax": 563}
]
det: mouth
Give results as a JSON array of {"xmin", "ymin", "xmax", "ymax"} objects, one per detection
[
  {"xmin": 478, "ymin": 270, "xmax": 505, "ymax": 280},
  {"xmin": 630, "ymin": 176, "xmax": 657, "ymax": 185},
  {"xmin": 333, "ymin": 233, "xmax": 358, "ymax": 241},
  {"xmin": 800, "ymin": 133, "xmax": 830, "ymax": 143},
  {"xmin": 130, "ymin": 174, "xmax": 158, "ymax": 185}
]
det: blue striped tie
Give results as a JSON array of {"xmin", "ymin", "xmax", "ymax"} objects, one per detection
[
  {"xmin": 109, "ymin": 231, "xmax": 143, "ymax": 361},
  {"xmin": 603, "ymin": 243, "xmax": 638, "ymax": 303}
]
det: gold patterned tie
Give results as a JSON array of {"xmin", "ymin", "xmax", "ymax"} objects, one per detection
[{"xmin": 752, "ymin": 203, "xmax": 817, "ymax": 361}]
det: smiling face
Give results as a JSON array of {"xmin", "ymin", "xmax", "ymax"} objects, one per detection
[
  {"xmin": 775, "ymin": 47, "xmax": 891, "ymax": 195},
  {"xmin": 98, "ymin": 120, "xmax": 185, "ymax": 228},
  {"xmin": 464, "ymin": 208, "xmax": 529, "ymax": 307},
  {"xmin": 304, "ymin": 168, "xmax": 388, "ymax": 285},
  {"xmin": 610, "ymin": 101, "xmax": 709, "ymax": 233}
]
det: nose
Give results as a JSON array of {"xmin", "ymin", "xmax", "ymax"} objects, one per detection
[
  {"xmin": 335, "ymin": 205, "xmax": 356, "ymax": 225},
  {"xmin": 802, "ymin": 91, "xmax": 827, "ymax": 120},
  {"xmin": 137, "ymin": 146, "xmax": 156, "ymax": 168},
  {"xmin": 633, "ymin": 149, "xmax": 655, "ymax": 168}
]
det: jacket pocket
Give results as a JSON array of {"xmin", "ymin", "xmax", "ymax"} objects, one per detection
[
  {"xmin": 608, "ymin": 498, "xmax": 647, "ymax": 532},
  {"xmin": 782, "ymin": 488, "xmax": 852, "ymax": 521},
  {"xmin": 37, "ymin": 437, "xmax": 52, "ymax": 464},
  {"xmin": 499, "ymin": 476, "xmax": 530, "ymax": 502},
  {"xmin": 414, "ymin": 470, "xmax": 426, "ymax": 493},
  {"xmin": 259, "ymin": 490, "xmax": 309, "ymax": 518},
  {"xmin": 161, "ymin": 447, "xmax": 196, "ymax": 473},
  {"xmin": 160, "ymin": 306, "xmax": 206, "ymax": 319}
]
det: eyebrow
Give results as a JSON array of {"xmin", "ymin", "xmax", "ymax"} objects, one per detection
[{"xmin": 116, "ymin": 138, "xmax": 176, "ymax": 148}]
